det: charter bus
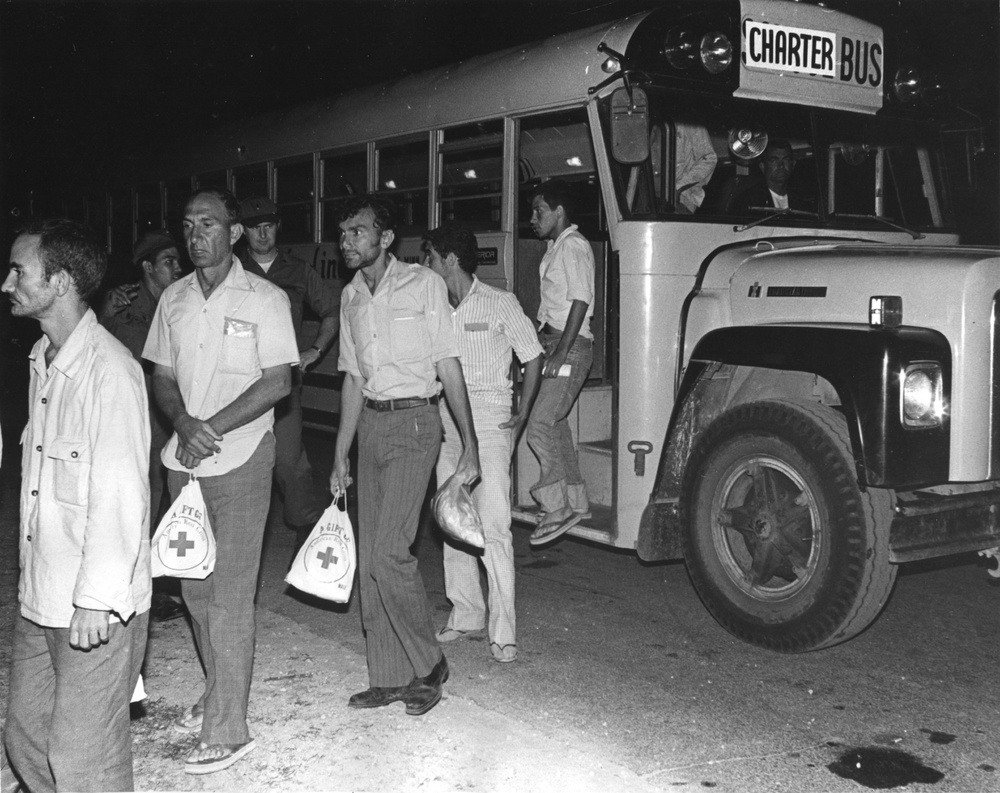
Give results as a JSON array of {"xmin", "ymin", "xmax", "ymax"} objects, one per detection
[{"xmin": 92, "ymin": 0, "xmax": 999, "ymax": 652}]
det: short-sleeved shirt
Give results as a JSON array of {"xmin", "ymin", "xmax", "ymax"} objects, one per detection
[
  {"xmin": 338, "ymin": 255, "xmax": 458, "ymax": 400},
  {"xmin": 448, "ymin": 277, "xmax": 543, "ymax": 409},
  {"xmin": 143, "ymin": 256, "xmax": 299, "ymax": 475},
  {"xmin": 242, "ymin": 249, "xmax": 339, "ymax": 336},
  {"xmin": 19, "ymin": 309, "xmax": 152, "ymax": 627},
  {"xmin": 537, "ymin": 224, "xmax": 595, "ymax": 340}
]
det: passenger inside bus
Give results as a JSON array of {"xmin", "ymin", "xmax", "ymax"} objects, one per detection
[
  {"xmin": 725, "ymin": 138, "xmax": 815, "ymax": 215},
  {"xmin": 674, "ymin": 121, "xmax": 718, "ymax": 213}
]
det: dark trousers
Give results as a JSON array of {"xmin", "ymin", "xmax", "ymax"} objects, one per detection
[
  {"xmin": 273, "ymin": 378, "xmax": 322, "ymax": 527},
  {"xmin": 357, "ymin": 403, "xmax": 443, "ymax": 687},
  {"xmin": 5, "ymin": 611, "xmax": 148, "ymax": 793}
]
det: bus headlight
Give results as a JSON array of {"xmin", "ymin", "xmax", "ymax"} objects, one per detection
[
  {"xmin": 662, "ymin": 28, "xmax": 698, "ymax": 70},
  {"xmin": 700, "ymin": 32, "xmax": 733, "ymax": 74},
  {"xmin": 901, "ymin": 363, "xmax": 944, "ymax": 428}
]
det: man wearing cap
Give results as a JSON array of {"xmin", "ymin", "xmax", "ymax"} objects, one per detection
[
  {"xmin": 100, "ymin": 231, "xmax": 185, "ymax": 622},
  {"xmin": 100, "ymin": 231, "xmax": 182, "ymax": 533},
  {"xmin": 238, "ymin": 195, "xmax": 338, "ymax": 543}
]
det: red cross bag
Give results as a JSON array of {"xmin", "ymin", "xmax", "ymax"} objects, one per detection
[
  {"xmin": 285, "ymin": 494, "xmax": 356, "ymax": 603},
  {"xmin": 150, "ymin": 475, "xmax": 217, "ymax": 579}
]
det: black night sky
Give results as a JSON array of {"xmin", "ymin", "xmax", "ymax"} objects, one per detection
[{"xmin": 1, "ymin": 0, "xmax": 998, "ymax": 235}]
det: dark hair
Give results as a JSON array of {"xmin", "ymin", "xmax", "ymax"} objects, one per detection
[
  {"xmin": 187, "ymin": 188, "xmax": 242, "ymax": 226},
  {"xmin": 765, "ymin": 139, "xmax": 793, "ymax": 156},
  {"xmin": 423, "ymin": 226, "xmax": 479, "ymax": 274},
  {"xmin": 531, "ymin": 179, "xmax": 577, "ymax": 223},
  {"xmin": 336, "ymin": 194, "xmax": 397, "ymax": 235},
  {"xmin": 18, "ymin": 218, "xmax": 106, "ymax": 301}
]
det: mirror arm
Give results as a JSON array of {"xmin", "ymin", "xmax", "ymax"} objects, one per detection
[{"xmin": 589, "ymin": 42, "xmax": 634, "ymax": 98}]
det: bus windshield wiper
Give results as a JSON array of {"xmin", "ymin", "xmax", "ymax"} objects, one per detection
[
  {"xmin": 829, "ymin": 212, "xmax": 925, "ymax": 240},
  {"xmin": 734, "ymin": 207, "xmax": 819, "ymax": 233}
]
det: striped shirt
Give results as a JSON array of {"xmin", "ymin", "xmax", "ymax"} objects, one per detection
[{"xmin": 449, "ymin": 277, "xmax": 543, "ymax": 409}]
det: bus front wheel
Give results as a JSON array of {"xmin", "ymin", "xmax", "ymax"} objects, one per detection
[{"xmin": 680, "ymin": 400, "xmax": 895, "ymax": 652}]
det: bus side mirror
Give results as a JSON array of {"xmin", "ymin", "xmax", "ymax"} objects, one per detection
[{"xmin": 610, "ymin": 87, "xmax": 649, "ymax": 164}]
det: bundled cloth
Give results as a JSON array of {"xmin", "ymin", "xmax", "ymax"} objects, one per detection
[{"xmin": 432, "ymin": 474, "xmax": 485, "ymax": 549}]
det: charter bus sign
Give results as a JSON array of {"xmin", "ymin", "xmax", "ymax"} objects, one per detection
[{"xmin": 737, "ymin": 0, "xmax": 884, "ymax": 114}]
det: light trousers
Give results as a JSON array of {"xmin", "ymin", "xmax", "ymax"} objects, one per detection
[
  {"xmin": 525, "ymin": 334, "xmax": 592, "ymax": 514},
  {"xmin": 5, "ymin": 611, "xmax": 148, "ymax": 793},
  {"xmin": 437, "ymin": 402, "xmax": 516, "ymax": 647}
]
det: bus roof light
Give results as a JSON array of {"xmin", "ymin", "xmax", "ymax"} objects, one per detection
[
  {"xmin": 893, "ymin": 66, "xmax": 921, "ymax": 104},
  {"xmin": 700, "ymin": 32, "xmax": 732, "ymax": 74},
  {"xmin": 601, "ymin": 57, "xmax": 621, "ymax": 75}
]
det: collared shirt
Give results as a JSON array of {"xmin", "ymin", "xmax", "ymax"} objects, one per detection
[
  {"xmin": 19, "ymin": 309, "xmax": 151, "ymax": 627},
  {"xmin": 143, "ymin": 256, "xmax": 299, "ymax": 475},
  {"xmin": 537, "ymin": 224, "xmax": 595, "ymax": 340},
  {"xmin": 242, "ymin": 249, "xmax": 339, "ymax": 336},
  {"xmin": 338, "ymin": 255, "xmax": 458, "ymax": 400},
  {"xmin": 448, "ymin": 277, "xmax": 543, "ymax": 408}
]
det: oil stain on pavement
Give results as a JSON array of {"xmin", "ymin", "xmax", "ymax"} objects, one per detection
[{"xmin": 827, "ymin": 746, "xmax": 944, "ymax": 789}]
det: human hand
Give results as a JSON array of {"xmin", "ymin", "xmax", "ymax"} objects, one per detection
[
  {"xmin": 174, "ymin": 414, "xmax": 222, "ymax": 466},
  {"xmin": 453, "ymin": 445, "xmax": 481, "ymax": 488},
  {"xmin": 542, "ymin": 348, "xmax": 568, "ymax": 378},
  {"xmin": 330, "ymin": 458, "xmax": 353, "ymax": 497},
  {"xmin": 69, "ymin": 607, "xmax": 111, "ymax": 650},
  {"xmin": 101, "ymin": 283, "xmax": 140, "ymax": 319},
  {"xmin": 299, "ymin": 347, "xmax": 322, "ymax": 371}
]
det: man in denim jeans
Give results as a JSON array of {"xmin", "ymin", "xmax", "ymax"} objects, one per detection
[{"xmin": 526, "ymin": 180, "xmax": 595, "ymax": 545}]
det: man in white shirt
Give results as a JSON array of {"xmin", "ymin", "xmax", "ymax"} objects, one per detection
[
  {"xmin": 2, "ymin": 218, "xmax": 151, "ymax": 792},
  {"xmin": 525, "ymin": 180, "xmax": 595, "ymax": 546},
  {"xmin": 144, "ymin": 189, "xmax": 299, "ymax": 775}
]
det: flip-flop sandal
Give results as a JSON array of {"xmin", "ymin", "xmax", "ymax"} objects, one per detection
[
  {"xmin": 490, "ymin": 643, "xmax": 517, "ymax": 663},
  {"xmin": 529, "ymin": 513, "xmax": 584, "ymax": 546},
  {"xmin": 172, "ymin": 703, "xmax": 204, "ymax": 734},
  {"xmin": 185, "ymin": 740, "xmax": 257, "ymax": 775},
  {"xmin": 435, "ymin": 627, "xmax": 483, "ymax": 642}
]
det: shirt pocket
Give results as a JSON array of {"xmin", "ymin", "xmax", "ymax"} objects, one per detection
[
  {"xmin": 48, "ymin": 437, "xmax": 91, "ymax": 507},
  {"xmin": 220, "ymin": 318, "xmax": 259, "ymax": 374},
  {"xmin": 388, "ymin": 308, "xmax": 431, "ymax": 364}
]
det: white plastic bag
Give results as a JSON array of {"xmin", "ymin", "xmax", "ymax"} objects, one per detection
[
  {"xmin": 432, "ymin": 474, "xmax": 485, "ymax": 549},
  {"xmin": 150, "ymin": 476, "xmax": 216, "ymax": 579},
  {"xmin": 285, "ymin": 495, "xmax": 357, "ymax": 602}
]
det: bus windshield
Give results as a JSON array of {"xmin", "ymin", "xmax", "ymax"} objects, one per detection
[{"xmin": 600, "ymin": 90, "xmax": 956, "ymax": 232}]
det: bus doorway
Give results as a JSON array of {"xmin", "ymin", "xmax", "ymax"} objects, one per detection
[{"xmin": 511, "ymin": 108, "xmax": 618, "ymax": 540}]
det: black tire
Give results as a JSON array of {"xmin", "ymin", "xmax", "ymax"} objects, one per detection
[{"xmin": 680, "ymin": 400, "xmax": 895, "ymax": 652}]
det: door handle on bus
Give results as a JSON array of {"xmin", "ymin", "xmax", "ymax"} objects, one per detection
[{"xmin": 627, "ymin": 440, "xmax": 653, "ymax": 476}]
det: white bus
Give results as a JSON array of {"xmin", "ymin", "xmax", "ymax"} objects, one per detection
[{"xmin": 101, "ymin": 0, "xmax": 997, "ymax": 651}]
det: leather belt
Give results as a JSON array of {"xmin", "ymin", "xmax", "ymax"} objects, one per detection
[
  {"xmin": 538, "ymin": 323, "xmax": 561, "ymax": 335},
  {"xmin": 364, "ymin": 395, "xmax": 439, "ymax": 412}
]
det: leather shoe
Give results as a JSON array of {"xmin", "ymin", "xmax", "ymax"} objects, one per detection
[
  {"xmin": 347, "ymin": 685, "xmax": 412, "ymax": 709},
  {"xmin": 405, "ymin": 683, "xmax": 442, "ymax": 716},
  {"xmin": 415, "ymin": 655, "xmax": 449, "ymax": 688},
  {"xmin": 404, "ymin": 655, "xmax": 449, "ymax": 716}
]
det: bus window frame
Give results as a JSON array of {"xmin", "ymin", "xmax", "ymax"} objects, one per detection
[{"xmin": 272, "ymin": 154, "xmax": 317, "ymax": 243}]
